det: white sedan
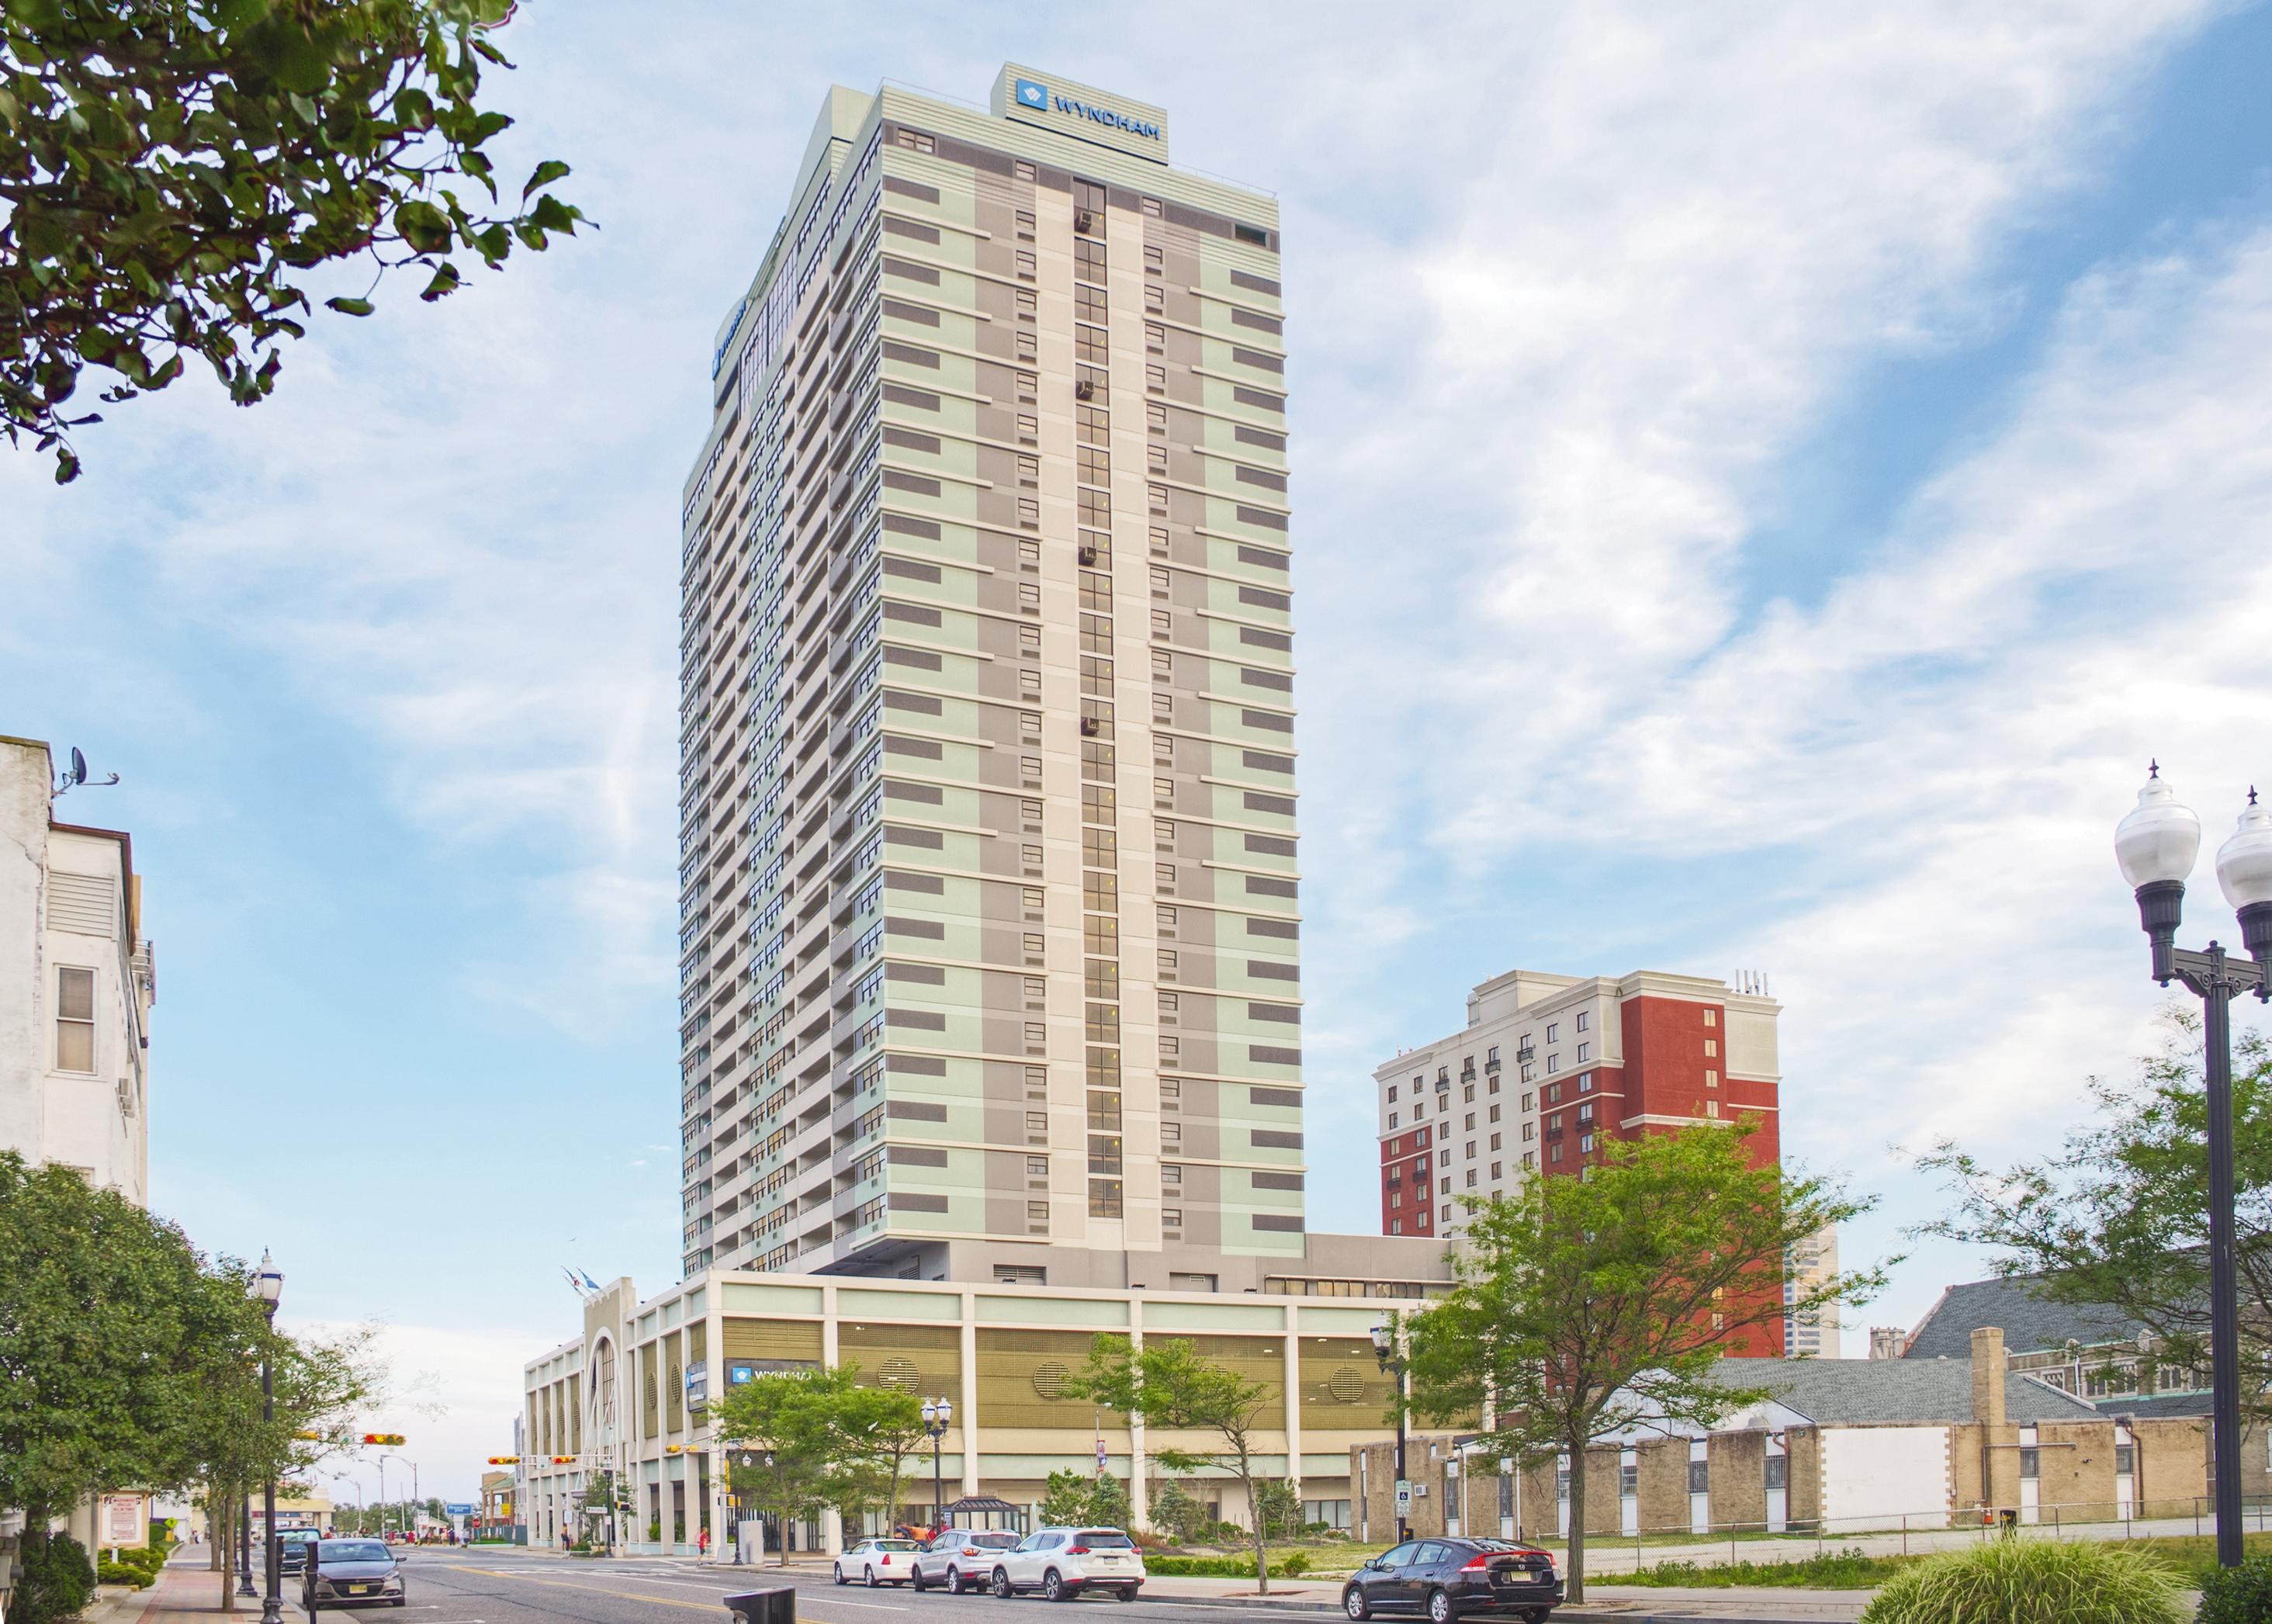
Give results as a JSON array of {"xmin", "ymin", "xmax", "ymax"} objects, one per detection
[{"xmin": 834, "ymin": 1536, "xmax": 926, "ymax": 1586}]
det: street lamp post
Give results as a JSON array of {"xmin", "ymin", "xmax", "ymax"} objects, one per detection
[
  {"xmin": 250, "ymin": 1250, "xmax": 286, "ymax": 1624},
  {"xmin": 2114, "ymin": 767, "xmax": 2272, "ymax": 1571},
  {"xmin": 1370, "ymin": 1323, "xmax": 1410, "ymax": 1544},
  {"xmin": 920, "ymin": 1398, "xmax": 953, "ymax": 1531}
]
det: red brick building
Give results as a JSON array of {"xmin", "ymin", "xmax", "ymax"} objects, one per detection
[{"xmin": 1373, "ymin": 968, "xmax": 1785, "ymax": 1349}]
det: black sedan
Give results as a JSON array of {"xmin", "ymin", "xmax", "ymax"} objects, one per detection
[
  {"xmin": 1342, "ymin": 1538, "xmax": 1563, "ymax": 1624},
  {"xmin": 302, "ymin": 1539, "xmax": 407, "ymax": 1611}
]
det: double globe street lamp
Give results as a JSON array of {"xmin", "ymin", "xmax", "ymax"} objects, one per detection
[
  {"xmin": 920, "ymin": 1397, "xmax": 954, "ymax": 1531},
  {"xmin": 2114, "ymin": 766, "xmax": 2272, "ymax": 1570}
]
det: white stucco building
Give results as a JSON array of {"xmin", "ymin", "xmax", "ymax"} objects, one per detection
[{"xmin": 0, "ymin": 736, "xmax": 154, "ymax": 1203}]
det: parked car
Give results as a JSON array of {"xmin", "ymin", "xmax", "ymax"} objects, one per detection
[
  {"xmin": 277, "ymin": 1529, "xmax": 321, "ymax": 1574},
  {"xmin": 302, "ymin": 1539, "xmax": 407, "ymax": 1612},
  {"xmin": 835, "ymin": 1536, "xmax": 927, "ymax": 1587},
  {"xmin": 1341, "ymin": 1537, "xmax": 1562, "ymax": 1624},
  {"xmin": 910, "ymin": 1529, "xmax": 1022, "ymax": 1594},
  {"xmin": 987, "ymin": 1526, "xmax": 1145, "ymax": 1601}
]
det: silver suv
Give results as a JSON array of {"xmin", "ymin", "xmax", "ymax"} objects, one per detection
[
  {"xmin": 911, "ymin": 1529, "xmax": 1022, "ymax": 1594},
  {"xmin": 989, "ymin": 1527, "xmax": 1145, "ymax": 1601}
]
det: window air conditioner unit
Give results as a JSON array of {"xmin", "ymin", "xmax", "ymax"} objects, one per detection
[
  {"xmin": 1075, "ymin": 379, "xmax": 1096, "ymax": 402},
  {"xmin": 1078, "ymin": 545, "xmax": 1098, "ymax": 566},
  {"xmin": 1075, "ymin": 211, "xmax": 1095, "ymax": 234},
  {"xmin": 1080, "ymin": 717, "xmax": 1101, "ymax": 737}
]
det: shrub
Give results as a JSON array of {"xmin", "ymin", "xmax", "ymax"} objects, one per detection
[
  {"xmin": 1859, "ymin": 1539, "xmax": 2187, "ymax": 1624},
  {"xmin": 1279, "ymin": 1551, "xmax": 1311, "ymax": 1577},
  {"xmin": 2197, "ymin": 1552, "xmax": 2272, "ymax": 1624},
  {"xmin": 15, "ymin": 1532, "xmax": 99, "ymax": 1624},
  {"xmin": 96, "ymin": 1560, "xmax": 156, "ymax": 1588}
]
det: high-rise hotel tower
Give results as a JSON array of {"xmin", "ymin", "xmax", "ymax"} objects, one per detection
[{"xmin": 678, "ymin": 68, "xmax": 1305, "ymax": 1282}]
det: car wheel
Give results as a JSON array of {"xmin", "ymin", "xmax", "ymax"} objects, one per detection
[
  {"xmin": 946, "ymin": 1566, "xmax": 965, "ymax": 1595},
  {"xmin": 992, "ymin": 1567, "xmax": 1013, "ymax": 1598},
  {"xmin": 1116, "ymin": 1587, "xmax": 1138, "ymax": 1602},
  {"xmin": 913, "ymin": 1567, "xmax": 929, "ymax": 1592},
  {"xmin": 834, "ymin": 1564, "xmax": 848, "ymax": 1586},
  {"xmin": 1342, "ymin": 1585, "xmax": 1371, "ymax": 1621},
  {"xmin": 1427, "ymin": 1588, "xmax": 1455, "ymax": 1624},
  {"xmin": 391, "ymin": 1599, "xmax": 407, "ymax": 1610},
  {"xmin": 1043, "ymin": 1569, "xmax": 1069, "ymax": 1602},
  {"xmin": 866, "ymin": 1566, "xmax": 881, "ymax": 1588}
]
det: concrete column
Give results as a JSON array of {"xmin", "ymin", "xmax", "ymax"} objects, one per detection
[
  {"xmin": 1282, "ymin": 1321, "xmax": 1303, "ymax": 1512},
  {"xmin": 1130, "ymin": 1297, "xmax": 1149, "ymax": 1529},
  {"xmin": 822, "ymin": 1284, "xmax": 842, "ymax": 1553},
  {"xmin": 960, "ymin": 1291, "xmax": 981, "ymax": 1498}
]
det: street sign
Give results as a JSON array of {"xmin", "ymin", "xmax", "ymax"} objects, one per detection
[
  {"xmin": 1394, "ymin": 1480, "xmax": 1413, "ymax": 1515},
  {"xmin": 444, "ymin": 1504, "xmax": 475, "ymax": 1516}
]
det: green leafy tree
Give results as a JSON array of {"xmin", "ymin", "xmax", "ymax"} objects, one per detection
[
  {"xmin": 190, "ymin": 1304, "xmax": 381, "ymax": 1612},
  {"xmin": 0, "ymin": 1155, "xmax": 269, "ymax": 1600},
  {"xmin": 1087, "ymin": 1470, "xmax": 1130, "ymax": 1529},
  {"xmin": 0, "ymin": 0, "xmax": 584, "ymax": 483},
  {"xmin": 713, "ymin": 1366, "xmax": 856, "ymax": 1565},
  {"xmin": 1249, "ymin": 1477, "xmax": 1301, "ymax": 1542},
  {"xmin": 1918, "ymin": 1009, "xmax": 2272, "ymax": 1412},
  {"xmin": 829, "ymin": 1380, "xmax": 928, "ymax": 1534},
  {"xmin": 1065, "ymin": 1335, "xmax": 1283, "ymax": 1591},
  {"xmin": 1148, "ymin": 1478, "xmax": 1205, "ymax": 1545},
  {"xmin": 1041, "ymin": 1468, "xmax": 1095, "ymax": 1527},
  {"xmin": 1403, "ymin": 1123, "xmax": 1882, "ymax": 1601}
]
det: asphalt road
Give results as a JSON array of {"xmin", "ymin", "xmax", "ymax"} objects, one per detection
[{"xmin": 347, "ymin": 1550, "xmax": 1313, "ymax": 1624}]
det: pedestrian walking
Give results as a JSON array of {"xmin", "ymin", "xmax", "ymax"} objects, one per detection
[{"xmin": 698, "ymin": 1525, "xmax": 711, "ymax": 1563}]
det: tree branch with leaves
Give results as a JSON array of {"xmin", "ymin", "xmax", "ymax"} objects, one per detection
[
  {"xmin": 1402, "ymin": 1124, "xmax": 1884, "ymax": 1601},
  {"xmin": 1067, "ymin": 1335, "xmax": 1287, "ymax": 1591},
  {"xmin": 1916, "ymin": 1006, "xmax": 2272, "ymax": 1415},
  {"xmin": 0, "ymin": 0, "xmax": 584, "ymax": 482}
]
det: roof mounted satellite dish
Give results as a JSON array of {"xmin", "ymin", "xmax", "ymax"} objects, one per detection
[{"xmin": 51, "ymin": 746, "xmax": 121, "ymax": 799}]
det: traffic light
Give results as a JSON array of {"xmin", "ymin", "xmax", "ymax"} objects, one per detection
[
  {"xmin": 487, "ymin": 1456, "xmax": 520, "ymax": 1466},
  {"xmin": 360, "ymin": 1433, "xmax": 407, "ymax": 1446},
  {"xmin": 294, "ymin": 1431, "xmax": 325, "ymax": 1442},
  {"xmin": 549, "ymin": 1456, "xmax": 576, "ymax": 1465}
]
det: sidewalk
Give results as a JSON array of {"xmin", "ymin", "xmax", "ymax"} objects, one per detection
[{"xmin": 113, "ymin": 1560, "xmax": 282, "ymax": 1622}]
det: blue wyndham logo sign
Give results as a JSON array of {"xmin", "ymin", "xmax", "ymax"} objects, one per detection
[{"xmin": 1013, "ymin": 77, "xmax": 1161, "ymax": 143}]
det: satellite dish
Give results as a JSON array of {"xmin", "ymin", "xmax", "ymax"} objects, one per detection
[{"xmin": 51, "ymin": 746, "xmax": 120, "ymax": 798}]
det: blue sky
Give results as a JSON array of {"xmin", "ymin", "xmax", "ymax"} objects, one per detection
[{"xmin": 7, "ymin": 2, "xmax": 2272, "ymax": 1499}]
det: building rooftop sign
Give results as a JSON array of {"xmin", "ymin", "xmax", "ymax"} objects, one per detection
[{"xmin": 991, "ymin": 63, "xmax": 1169, "ymax": 164}]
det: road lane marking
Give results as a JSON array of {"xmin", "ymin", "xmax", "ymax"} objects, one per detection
[{"xmin": 454, "ymin": 1569, "xmax": 722, "ymax": 1612}]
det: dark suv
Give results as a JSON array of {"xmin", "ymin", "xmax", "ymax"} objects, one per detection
[{"xmin": 1342, "ymin": 1538, "xmax": 1562, "ymax": 1624}]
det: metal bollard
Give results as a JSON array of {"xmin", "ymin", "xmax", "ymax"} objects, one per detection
[{"xmin": 723, "ymin": 1586, "xmax": 795, "ymax": 1624}]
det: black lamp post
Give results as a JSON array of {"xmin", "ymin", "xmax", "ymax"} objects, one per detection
[
  {"xmin": 251, "ymin": 1250, "xmax": 286, "ymax": 1624},
  {"xmin": 2114, "ymin": 767, "xmax": 2272, "ymax": 1571},
  {"xmin": 920, "ymin": 1397, "xmax": 953, "ymax": 1531},
  {"xmin": 1370, "ymin": 1322, "xmax": 1409, "ymax": 1543}
]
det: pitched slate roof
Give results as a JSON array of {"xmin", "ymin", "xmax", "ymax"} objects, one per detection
[
  {"xmin": 2092, "ymin": 1390, "xmax": 2213, "ymax": 1418},
  {"xmin": 1708, "ymin": 1358, "xmax": 2101, "ymax": 1425},
  {"xmin": 1903, "ymin": 1276, "xmax": 2148, "ymax": 1360}
]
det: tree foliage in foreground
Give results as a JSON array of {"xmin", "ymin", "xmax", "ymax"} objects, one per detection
[
  {"xmin": 712, "ymin": 1364, "xmax": 926, "ymax": 1556},
  {"xmin": 1402, "ymin": 1124, "xmax": 1882, "ymax": 1601},
  {"xmin": 0, "ymin": 0, "xmax": 583, "ymax": 482},
  {"xmin": 1918, "ymin": 1008, "xmax": 2272, "ymax": 1415},
  {"xmin": 1065, "ymin": 1335, "xmax": 1284, "ymax": 1591},
  {"xmin": 0, "ymin": 1152, "xmax": 386, "ymax": 1615}
]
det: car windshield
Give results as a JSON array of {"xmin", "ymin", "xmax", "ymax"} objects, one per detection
[
  {"xmin": 322, "ymin": 1542, "xmax": 390, "ymax": 1563},
  {"xmin": 1075, "ymin": 1532, "xmax": 1133, "ymax": 1548}
]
